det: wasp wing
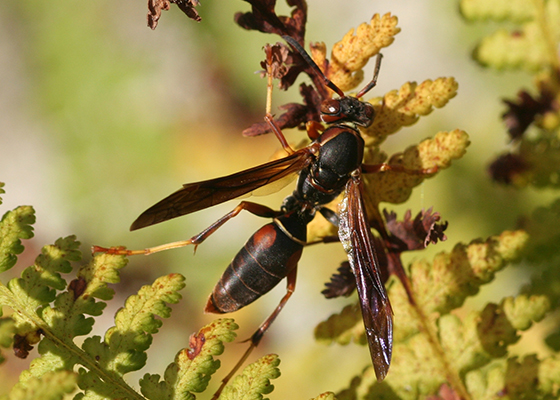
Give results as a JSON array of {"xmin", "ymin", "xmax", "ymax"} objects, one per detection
[
  {"xmin": 338, "ymin": 172, "xmax": 393, "ymax": 381},
  {"xmin": 130, "ymin": 148, "xmax": 314, "ymax": 230}
]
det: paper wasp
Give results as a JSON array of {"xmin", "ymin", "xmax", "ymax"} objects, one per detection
[{"xmin": 96, "ymin": 35, "xmax": 433, "ymax": 393}]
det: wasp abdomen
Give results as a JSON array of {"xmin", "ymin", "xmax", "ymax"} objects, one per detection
[{"xmin": 206, "ymin": 217, "xmax": 305, "ymax": 313}]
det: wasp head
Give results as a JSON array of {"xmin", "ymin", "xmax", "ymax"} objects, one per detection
[{"xmin": 320, "ymin": 96, "xmax": 375, "ymax": 127}]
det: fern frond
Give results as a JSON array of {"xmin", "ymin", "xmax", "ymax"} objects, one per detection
[
  {"xmin": 333, "ymin": 292, "xmax": 551, "ymax": 399},
  {"xmin": 315, "ymin": 304, "xmax": 364, "ymax": 347},
  {"xmin": 219, "ymin": 353, "xmax": 280, "ymax": 400},
  {"xmin": 139, "ymin": 318, "xmax": 238, "ymax": 400},
  {"xmin": 440, "ymin": 294, "xmax": 549, "ymax": 372},
  {"xmin": 364, "ymin": 130, "xmax": 470, "ymax": 206},
  {"xmin": 466, "ymin": 354, "xmax": 560, "ymax": 399},
  {"xmin": 77, "ymin": 272, "xmax": 185, "ymax": 398},
  {"xmin": 460, "ymin": 0, "xmax": 535, "ymax": 22},
  {"xmin": 460, "ymin": 0, "xmax": 560, "ymax": 71},
  {"xmin": 316, "ymin": 230, "xmax": 528, "ymax": 345},
  {"xmin": 7, "ymin": 370, "xmax": 76, "ymax": 400},
  {"xmin": 0, "ymin": 204, "xmax": 35, "ymax": 273},
  {"xmin": 1, "ymin": 236, "xmax": 81, "ymax": 342},
  {"xmin": 363, "ymin": 78, "xmax": 459, "ymax": 144},
  {"xmin": 328, "ymin": 13, "xmax": 401, "ymax": 92},
  {"xmin": 308, "ymin": 14, "xmax": 400, "ymax": 95},
  {"xmin": 8, "ymin": 248, "xmax": 131, "ymax": 395},
  {"xmin": 317, "ymin": 229, "xmax": 544, "ymax": 399},
  {"xmin": 403, "ymin": 230, "xmax": 526, "ymax": 315},
  {"xmin": 0, "ymin": 318, "xmax": 15, "ymax": 364},
  {"xmin": 0, "ymin": 204, "xmax": 191, "ymax": 399}
]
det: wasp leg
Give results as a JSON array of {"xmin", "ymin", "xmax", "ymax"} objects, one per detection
[
  {"xmin": 211, "ymin": 266, "xmax": 297, "ymax": 400},
  {"xmin": 92, "ymin": 201, "xmax": 281, "ymax": 256}
]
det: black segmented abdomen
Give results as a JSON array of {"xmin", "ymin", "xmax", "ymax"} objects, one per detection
[{"xmin": 206, "ymin": 213, "xmax": 307, "ymax": 313}]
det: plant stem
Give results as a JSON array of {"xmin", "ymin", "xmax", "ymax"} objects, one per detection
[{"xmin": 410, "ymin": 298, "xmax": 472, "ymax": 400}]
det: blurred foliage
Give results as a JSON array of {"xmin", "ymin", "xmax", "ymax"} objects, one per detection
[{"xmin": 1, "ymin": 0, "xmax": 560, "ymax": 399}]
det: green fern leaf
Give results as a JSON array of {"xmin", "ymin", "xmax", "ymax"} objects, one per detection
[
  {"xmin": 314, "ymin": 304, "xmax": 365, "ymax": 347},
  {"xmin": 140, "ymin": 318, "xmax": 238, "ymax": 400},
  {"xmin": 321, "ymin": 230, "xmax": 549, "ymax": 399},
  {"xmin": 74, "ymin": 367, "xmax": 136, "ymax": 400},
  {"xmin": 460, "ymin": 0, "xmax": 560, "ymax": 71},
  {"xmin": 460, "ymin": 0, "xmax": 535, "ymax": 22},
  {"xmin": 466, "ymin": 354, "xmax": 560, "ymax": 399},
  {"xmin": 501, "ymin": 293, "xmax": 550, "ymax": 330},
  {"xmin": 0, "ymin": 207, "xmax": 190, "ymax": 400},
  {"xmin": 317, "ymin": 231, "xmax": 529, "ymax": 349},
  {"xmin": 0, "ymin": 205, "xmax": 35, "ymax": 273},
  {"xmin": 219, "ymin": 353, "xmax": 280, "ymax": 400},
  {"xmin": 410, "ymin": 230, "xmax": 529, "ymax": 315},
  {"xmin": 0, "ymin": 317, "xmax": 15, "ymax": 347},
  {"xmin": 40, "ymin": 252, "xmax": 128, "ymax": 349},
  {"xmin": 539, "ymin": 355, "xmax": 560, "ymax": 393},
  {"xmin": 0, "ymin": 236, "xmax": 81, "ymax": 338},
  {"xmin": 0, "ymin": 317, "xmax": 15, "ymax": 363},
  {"xmin": 79, "ymin": 252, "xmax": 130, "ymax": 299},
  {"xmin": 439, "ymin": 294, "xmax": 550, "ymax": 375},
  {"xmin": 337, "ymin": 292, "xmax": 552, "ymax": 399},
  {"xmin": 12, "ymin": 250, "xmax": 129, "ymax": 388},
  {"xmin": 78, "ymin": 273, "xmax": 185, "ymax": 395},
  {"xmin": 519, "ymin": 199, "xmax": 560, "ymax": 264},
  {"xmin": 475, "ymin": 24, "xmax": 550, "ymax": 71},
  {"xmin": 8, "ymin": 370, "xmax": 76, "ymax": 400}
]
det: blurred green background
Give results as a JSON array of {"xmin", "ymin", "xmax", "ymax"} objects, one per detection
[{"xmin": 0, "ymin": 0, "xmax": 551, "ymax": 397}]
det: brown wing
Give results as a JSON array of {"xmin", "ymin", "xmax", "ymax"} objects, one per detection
[
  {"xmin": 338, "ymin": 171, "xmax": 393, "ymax": 381},
  {"xmin": 130, "ymin": 148, "xmax": 314, "ymax": 231}
]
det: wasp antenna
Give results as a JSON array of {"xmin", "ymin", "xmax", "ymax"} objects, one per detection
[
  {"xmin": 282, "ymin": 35, "xmax": 345, "ymax": 98},
  {"xmin": 356, "ymin": 53, "xmax": 383, "ymax": 99}
]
